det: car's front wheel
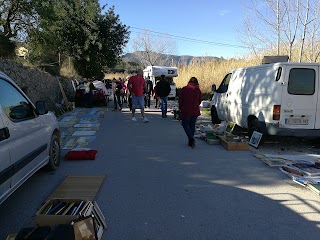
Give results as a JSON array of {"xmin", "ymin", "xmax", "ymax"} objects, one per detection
[{"xmin": 47, "ymin": 133, "xmax": 61, "ymax": 171}]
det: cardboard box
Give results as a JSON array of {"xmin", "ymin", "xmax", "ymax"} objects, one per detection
[{"xmin": 220, "ymin": 136, "xmax": 248, "ymax": 151}]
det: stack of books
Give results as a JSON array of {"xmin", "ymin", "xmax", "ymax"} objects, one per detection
[{"xmin": 40, "ymin": 200, "xmax": 93, "ymax": 216}]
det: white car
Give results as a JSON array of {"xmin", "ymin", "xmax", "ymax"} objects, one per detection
[{"xmin": 0, "ymin": 71, "xmax": 61, "ymax": 205}]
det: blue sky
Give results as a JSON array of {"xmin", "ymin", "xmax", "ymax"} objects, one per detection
[{"xmin": 100, "ymin": 0, "xmax": 247, "ymax": 58}]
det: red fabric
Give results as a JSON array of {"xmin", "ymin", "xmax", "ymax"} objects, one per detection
[
  {"xmin": 65, "ymin": 150, "xmax": 97, "ymax": 160},
  {"xmin": 179, "ymin": 83, "xmax": 202, "ymax": 119},
  {"xmin": 128, "ymin": 75, "xmax": 145, "ymax": 97},
  {"xmin": 153, "ymin": 86, "xmax": 158, "ymax": 98}
]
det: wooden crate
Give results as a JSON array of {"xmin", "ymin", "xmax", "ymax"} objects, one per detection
[
  {"xmin": 36, "ymin": 176, "xmax": 106, "ymax": 226},
  {"xmin": 220, "ymin": 136, "xmax": 248, "ymax": 151},
  {"xmin": 206, "ymin": 138, "xmax": 220, "ymax": 145}
]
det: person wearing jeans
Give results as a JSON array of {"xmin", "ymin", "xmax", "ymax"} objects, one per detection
[
  {"xmin": 181, "ymin": 116, "xmax": 198, "ymax": 146},
  {"xmin": 179, "ymin": 77, "xmax": 202, "ymax": 148},
  {"xmin": 159, "ymin": 96, "xmax": 168, "ymax": 117},
  {"xmin": 155, "ymin": 75, "xmax": 171, "ymax": 118},
  {"xmin": 128, "ymin": 69, "xmax": 149, "ymax": 123}
]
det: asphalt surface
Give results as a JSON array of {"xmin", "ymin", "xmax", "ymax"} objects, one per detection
[{"xmin": 1, "ymin": 105, "xmax": 320, "ymax": 239}]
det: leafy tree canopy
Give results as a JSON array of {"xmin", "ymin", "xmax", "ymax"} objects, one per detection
[{"xmin": 1, "ymin": 0, "xmax": 130, "ymax": 78}]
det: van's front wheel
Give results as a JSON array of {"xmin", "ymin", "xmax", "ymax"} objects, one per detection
[{"xmin": 247, "ymin": 118, "xmax": 262, "ymax": 137}]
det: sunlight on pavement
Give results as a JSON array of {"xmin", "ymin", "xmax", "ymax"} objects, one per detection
[{"xmin": 206, "ymin": 179, "xmax": 320, "ymax": 227}]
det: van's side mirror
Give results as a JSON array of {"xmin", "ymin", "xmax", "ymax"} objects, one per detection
[
  {"xmin": 36, "ymin": 101, "xmax": 48, "ymax": 115},
  {"xmin": 212, "ymin": 84, "xmax": 216, "ymax": 92}
]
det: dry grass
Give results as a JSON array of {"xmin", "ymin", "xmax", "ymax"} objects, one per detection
[
  {"xmin": 104, "ymin": 73, "xmax": 129, "ymax": 80},
  {"xmin": 175, "ymin": 56, "xmax": 260, "ymax": 93}
]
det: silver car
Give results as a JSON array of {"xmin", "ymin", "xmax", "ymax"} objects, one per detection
[{"xmin": 0, "ymin": 71, "xmax": 61, "ymax": 205}]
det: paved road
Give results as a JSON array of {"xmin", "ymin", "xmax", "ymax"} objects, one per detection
[{"xmin": 1, "ymin": 106, "xmax": 320, "ymax": 239}]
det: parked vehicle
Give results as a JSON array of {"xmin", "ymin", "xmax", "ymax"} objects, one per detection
[
  {"xmin": 0, "ymin": 71, "xmax": 60, "ymax": 205},
  {"xmin": 74, "ymin": 80, "xmax": 110, "ymax": 107},
  {"xmin": 143, "ymin": 66, "xmax": 178, "ymax": 100},
  {"xmin": 211, "ymin": 62, "xmax": 320, "ymax": 137}
]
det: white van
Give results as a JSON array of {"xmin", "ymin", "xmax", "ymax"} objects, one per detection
[
  {"xmin": 0, "ymin": 71, "xmax": 60, "ymax": 205},
  {"xmin": 211, "ymin": 62, "xmax": 320, "ymax": 137},
  {"xmin": 143, "ymin": 66, "xmax": 178, "ymax": 100}
]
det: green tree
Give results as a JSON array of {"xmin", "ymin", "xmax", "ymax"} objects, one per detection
[
  {"xmin": 73, "ymin": 6, "xmax": 130, "ymax": 78},
  {"xmin": 0, "ymin": 0, "xmax": 39, "ymax": 57},
  {"xmin": 28, "ymin": 1, "xmax": 130, "ymax": 78}
]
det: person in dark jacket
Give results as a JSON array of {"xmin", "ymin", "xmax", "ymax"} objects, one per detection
[
  {"xmin": 112, "ymin": 78, "xmax": 123, "ymax": 111},
  {"xmin": 144, "ymin": 76, "xmax": 153, "ymax": 108},
  {"xmin": 155, "ymin": 75, "xmax": 171, "ymax": 118},
  {"xmin": 179, "ymin": 77, "xmax": 202, "ymax": 148},
  {"xmin": 85, "ymin": 79, "xmax": 95, "ymax": 108}
]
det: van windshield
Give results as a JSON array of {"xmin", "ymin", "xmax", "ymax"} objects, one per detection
[
  {"xmin": 288, "ymin": 68, "xmax": 315, "ymax": 95},
  {"xmin": 216, "ymin": 73, "xmax": 232, "ymax": 93}
]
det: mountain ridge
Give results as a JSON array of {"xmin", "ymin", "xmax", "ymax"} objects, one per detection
[{"xmin": 122, "ymin": 52, "xmax": 220, "ymax": 65}]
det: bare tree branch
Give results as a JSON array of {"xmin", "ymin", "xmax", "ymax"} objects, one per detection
[
  {"xmin": 132, "ymin": 30, "xmax": 176, "ymax": 67},
  {"xmin": 299, "ymin": 0, "xmax": 310, "ymax": 62}
]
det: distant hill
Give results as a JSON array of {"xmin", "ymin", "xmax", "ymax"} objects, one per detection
[{"xmin": 122, "ymin": 52, "xmax": 220, "ymax": 65}]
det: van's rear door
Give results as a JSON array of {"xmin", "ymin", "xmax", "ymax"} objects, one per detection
[{"xmin": 280, "ymin": 66, "xmax": 318, "ymax": 129}]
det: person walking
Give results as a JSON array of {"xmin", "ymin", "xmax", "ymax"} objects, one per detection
[
  {"xmin": 153, "ymin": 81, "xmax": 159, "ymax": 108},
  {"xmin": 120, "ymin": 78, "xmax": 127, "ymax": 104},
  {"xmin": 144, "ymin": 76, "xmax": 153, "ymax": 108},
  {"xmin": 155, "ymin": 75, "xmax": 171, "ymax": 118},
  {"xmin": 128, "ymin": 69, "xmax": 149, "ymax": 122},
  {"xmin": 112, "ymin": 78, "xmax": 123, "ymax": 111},
  {"xmin": 85, "ymin": 79, "xmax": 95, "ymax": 108},
  {"xmin": 125, "ymin": 76, "xmax": 133, "ymax": 111},
  {"xmin": 179, "ymin": 77, "xmax": 202, "ymax": 148}
]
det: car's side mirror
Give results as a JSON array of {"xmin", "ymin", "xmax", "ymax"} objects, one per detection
[
  {"xmin": 36, "ymin": 101, "xmax": 48, "ymax": 115},
  {"xmin": 212, "ymin": 84, "xmax": 216, "ymax": 92}
]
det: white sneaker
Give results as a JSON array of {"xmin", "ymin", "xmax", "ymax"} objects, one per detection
[
  {"xmin": 143, "ymin": 117, "xmax": 149, "ymax": 123},
  {"xmin": 132, "ymin": 117, "xmax": 137, "ymax": 121}
]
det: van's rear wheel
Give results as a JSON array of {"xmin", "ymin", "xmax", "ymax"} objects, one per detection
[
  {"xmin": 211, "ymin": 106, "xmax": 221, "ymax": 124},
  {"xmin": 247, "ymin": 118, "xmax": 262, "ymax": 137},
  {"xmin": 47, "ymin": 133, "xmax": 61, "ymax": 171}
]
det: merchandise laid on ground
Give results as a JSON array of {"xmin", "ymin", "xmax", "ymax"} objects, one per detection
[
  {"xmin": 195, "ymin": 119, "xmax": 320, "ymax": 195},
  {"xmin": 6, "ymin": 176, "xmax": 107, "ymax": 239},
  {"xmin": 59, "ymin": 108, "xmax": 105, "ymax": 151},
  {"xmin": 255, "ymin": 153, "xmax": 320, "ymax": 195},
  {"xmin": 194, "ymin": 120, "xmax": 249, "ymax": 151}
]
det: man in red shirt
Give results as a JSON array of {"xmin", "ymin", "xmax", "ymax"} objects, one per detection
[{"xmin": 128, "ymin": 69, "xmax": 149, "ymax": 122}]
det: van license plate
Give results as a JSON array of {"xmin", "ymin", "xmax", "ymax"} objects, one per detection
[{"xmin": 285, "ymin": 118, "xmax": 309, "ymax": 125}]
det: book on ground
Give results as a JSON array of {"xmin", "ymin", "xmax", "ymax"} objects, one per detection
[
  {"xmin": 306, "ymin": 183, "xmax": 320, "ymax": 195},
  {"xmin": 62, "ymin": 202, "xmax": 75, "ymax": 215}
]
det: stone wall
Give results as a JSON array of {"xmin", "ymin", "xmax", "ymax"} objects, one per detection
[{"xmin": 0, "ymin": 59, "xmax": 75, "ymax": 113}]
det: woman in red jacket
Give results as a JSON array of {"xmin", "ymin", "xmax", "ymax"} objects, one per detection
[{"xmin": 179, "ymin": 77, "xmax": 202, "ymax": 148}]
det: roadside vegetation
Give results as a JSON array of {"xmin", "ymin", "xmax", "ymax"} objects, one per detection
[
  {"xmin": 2, "ymin": 0, "xmax": 320, "ymax": 90},
  {"xmin": 174, "ymin": 57, "xmax": 260, "ymax": 94},
  {"xmin": 0, "ymin": 0, "xmax": 129, "ymax": 79}
]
